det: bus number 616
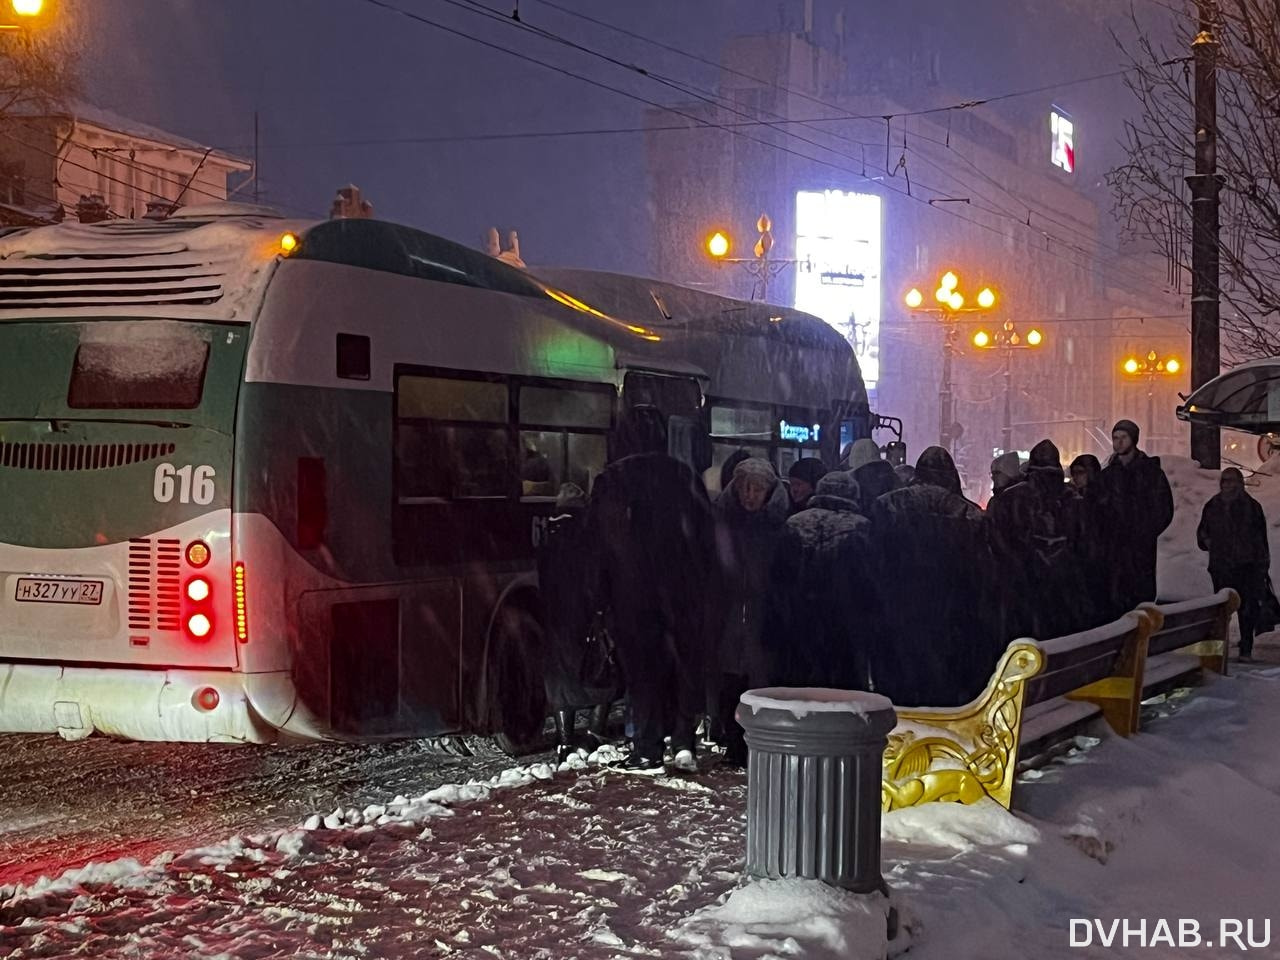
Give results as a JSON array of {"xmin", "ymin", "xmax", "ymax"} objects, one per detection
[{"xmin": 153, "ymin": 463, "xmax": 216, "ymax": 505}]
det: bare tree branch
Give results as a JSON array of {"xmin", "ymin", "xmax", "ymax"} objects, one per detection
[{"xmin": 1109, "ymin": 1, "xmax": 1280, "ymax": 360}]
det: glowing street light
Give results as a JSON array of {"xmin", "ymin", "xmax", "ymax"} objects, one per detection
[
  {"xmin": 703, "ymin": 215, "xmax": 807, "ymax": 301},
  {"xmin": 972, "ymin": 330, "xmax": 991, "ymax": 348},
  {"xmin": 1122, "ymin": 349, "xmax": 1183, "ymax": 445},
  {"xmin": 11, "ymin": 0, "xmax": 42, "ymax": 15},
  {"xmin": 1026, "ymin": 328, "xmax": 1042, "ymax": 347},
  {"xmin": 905, "ymin": 269, "xmax": 1000, "ymax": 452}
]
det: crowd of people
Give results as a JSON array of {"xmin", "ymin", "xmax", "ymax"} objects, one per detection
[{"xmin": 537, "ymin": 408, "xmax": 1269, "ymax": 775}]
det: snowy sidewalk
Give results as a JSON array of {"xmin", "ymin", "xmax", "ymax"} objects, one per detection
[{"xmin": 6, "ymin": 665, "xmax": 1280, "ymax": 958}]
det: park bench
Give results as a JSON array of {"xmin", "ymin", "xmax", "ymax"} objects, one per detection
[
  {"xmin": 1139, "ymin": 589, "xmax": 1238, "ymax": 696},
  {"xmin": 881, "ymin": 608, "xmax": 1160, "ymax": 812}
]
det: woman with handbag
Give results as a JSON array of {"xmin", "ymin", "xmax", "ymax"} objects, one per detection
[
  {"xmin": 539, "ymin": 484, "xmax": 618, "ymax": 762},
  {"xmin": 1197, "ymin": 468, "xmax": 1272, "ymax": 662}
]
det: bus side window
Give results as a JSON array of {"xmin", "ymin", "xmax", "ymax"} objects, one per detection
[
  {"xmin": 395, "ymin": 373, "xmax": 512, "ymax": 499},
  {"xmin": 518, "ymin": 382, "xmax": 611, "ymax": 497}
]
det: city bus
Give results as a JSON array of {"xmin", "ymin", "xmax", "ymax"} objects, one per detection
[{"xmin": 0, "ymin": 204, "xmax": 871, "ymax": 746}]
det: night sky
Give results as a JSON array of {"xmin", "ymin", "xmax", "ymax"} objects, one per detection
[{"xmin": 64, "ymin": 0, "xmax": 1176, "ymax": 272}]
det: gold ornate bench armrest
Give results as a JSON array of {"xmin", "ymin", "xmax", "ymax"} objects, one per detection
[{"xmin": 882, "ymin": 641, "xmax": 1044, "ymax": 812}]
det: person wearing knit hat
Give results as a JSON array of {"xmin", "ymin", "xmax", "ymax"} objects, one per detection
[
  {"xmin": 1100, "ymin": 417, "xmax": 1174, "ymax": 611},
  {"xmin": 1198, "ymin": 467, "xmax": 1273, "ymax": 660},
  {"xmin": 990, "ymin": 451, "xmax": 1023, "ymax": 498},
  {"xmin": 712, "ymin": 456, "xmax": 791, "ymax": 764},
  {"xmin": 1112, "ymin": 419, "xmax": 1140, "ymax": 449},
  {"xmin": 786, "ymin": 457, "xmax": 829, "ymax": 514},
  {"xmin": 769, "ymin": 471, "xmax": 874, "ymax": 689},
  {"xmin": 988, "ymin": 439, "xmax": 1088, "ymax": 640}
]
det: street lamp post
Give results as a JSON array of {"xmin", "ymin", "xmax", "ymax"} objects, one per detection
[
  {"xmin": 706, "ymin": 214, "xmax": 809, "ymax": 302},
  {"xmin": 973, "ymin": 321, "xmax": 1044, "ymax": 454},
  {"xmin": 904, "ymin": 272, "xmax": 997, "ymax": 453},
  {"xmin": 1122, "ymin": 350, "xmax": 1182, "ymax": 448}
]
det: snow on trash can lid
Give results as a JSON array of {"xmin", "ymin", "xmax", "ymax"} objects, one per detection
[{"xmin": 740, "ymin": 688, "xmax": 893, "ymax": 720}]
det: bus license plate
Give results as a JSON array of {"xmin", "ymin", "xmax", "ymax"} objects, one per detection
[{"xmin": 14, "ymin": 577, "xmax": 105, "ymax": 606}]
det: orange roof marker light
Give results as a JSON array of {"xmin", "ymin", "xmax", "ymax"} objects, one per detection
[{"xmin": 279, "ymin": 232, "xmax": 299, "ymax": 255}]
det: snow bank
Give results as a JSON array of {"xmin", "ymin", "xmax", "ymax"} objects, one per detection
[{"xmin": 673, "ymin": 877, "xmax": 900, "ymax": 960}]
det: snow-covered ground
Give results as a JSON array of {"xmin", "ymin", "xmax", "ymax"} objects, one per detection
[
  {"xmin": 4, "ymin": 658, "xmax": 1280, "ymax": 958},
  {"xmin": 3, "ymin": 456, "xmax": 1280, "ymax": 958}
]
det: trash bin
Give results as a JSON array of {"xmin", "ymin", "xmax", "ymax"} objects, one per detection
[{"xmin": 736, "ymin": 687, "xmax": 896, "ymax": 893}]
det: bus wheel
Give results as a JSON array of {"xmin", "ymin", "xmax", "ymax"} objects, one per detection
[{"xmin": 488, "ymin": 605, "xmax": 549, "ymax": 756}]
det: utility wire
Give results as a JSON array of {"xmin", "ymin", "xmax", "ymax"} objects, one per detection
[
  {"xmin": 417, "ymin": 0, "xmax": 1180, "ymax": 303},
  {"xmin": 354, "ymin": 0, "xmax": 1176, "ymax": 303}
]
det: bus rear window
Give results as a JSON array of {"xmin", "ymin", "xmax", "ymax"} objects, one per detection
[{"xmin": 68, "ymin": 334, "xmax": 210, "ymax": 409}]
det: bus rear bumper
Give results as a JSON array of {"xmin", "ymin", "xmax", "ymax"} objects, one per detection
[{"xmin": 0, "ymin": 663, "xmax": 289, "ymax": 743}]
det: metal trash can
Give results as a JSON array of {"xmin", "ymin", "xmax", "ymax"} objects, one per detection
[{"xmin": 737, "ymin": 687, "xmax": 896, "ymax": 893}]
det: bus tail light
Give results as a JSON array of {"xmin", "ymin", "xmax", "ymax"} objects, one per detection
[
  {"xmin": 233, "ymin": 561, "xmax": 249, "ymax": 643},
  {"xmin": 186, "ymin": 540, "xmax": 210, "ymax": 568},
  {"xmin": 186, "ymin": 612, "xmax": 212, "ymax": 639},
  {"xmin": 185, "ymin": 576, "xmax": 210, "ymax": 602}
]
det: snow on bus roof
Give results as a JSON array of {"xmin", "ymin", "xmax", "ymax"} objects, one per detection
[{"xmin": 0, "ymin": 209, "xmax": 315, "ymax": 322}]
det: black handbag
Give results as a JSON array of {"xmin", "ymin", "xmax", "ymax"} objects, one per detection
[
  {"xmin": 579, "ymin": 610, "xmax": 620, "ymax": 700},
  {"xmin": 1257, "ymin": 577, "xmax": 1280, "ymax": 635}
]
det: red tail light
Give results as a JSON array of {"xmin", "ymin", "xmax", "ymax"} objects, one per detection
[
  {"xmin": 193, "ymin": 687, "xmax": 220, "ymax": 711},
  {"xmin": 186, "ymin": 612, "xmax": 212, "ymax": 639},
  {"xmin": 233, "ymin": 561, "xmax": 249, "ymax": 643},
  {"xmin": 185, "ymin": 576, "xmax": 210, "ymax": 602}
]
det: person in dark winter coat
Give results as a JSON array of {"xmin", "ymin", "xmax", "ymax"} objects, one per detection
[
  {"xmin": 987, "ymin": 440, "xmax": 1086, "ymax": 639},
  {"xmin": 847, "ymin": 439, "xmax": 900, "ymax": 516},
  {"xmin": 786, "ymin": 457, "xmax": 829, "ymax": 514},
  {"xmin": 1198, "ymin": 468, "xmax": 1271, "ymax": 660},
  {"xmin": 712, "ymin": 457, "xmax": 792, "ymax": 764},
  {"xmin": 1068, "ymin": 454, "xmax": 1111, "ymax": 625},
  {"xmin": 588, "ymin": 408, "xmax": 716, "ymax": 773},
  {"xmin": 537, "ymin": 484, "xmax": 615, "ymax": 762},
  {"xmin": 1099, "ymin": 420, "xmax": 1175, "ymax": 612},
  {"xmin": 768, "ymin": 471, "xmax": 875, "ymax": 689},
  {"xmin": 869, "ymin": 447, "xmax": 994, "ymax": 707}
]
